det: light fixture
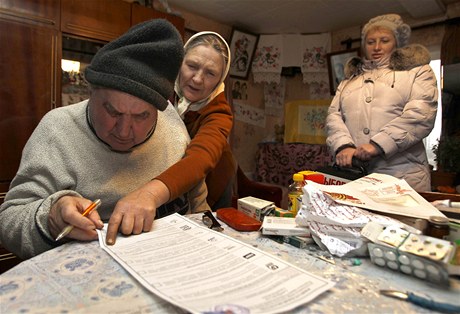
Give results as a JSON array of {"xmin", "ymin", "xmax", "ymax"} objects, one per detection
[{"xmin": 61, "ymin": 59, "xmax": 81, "ymax": 72}]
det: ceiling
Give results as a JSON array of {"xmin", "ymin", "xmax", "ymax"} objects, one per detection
[{"xmin": 164, "ymin": 0, "xmax": 459, "ymax": 34}]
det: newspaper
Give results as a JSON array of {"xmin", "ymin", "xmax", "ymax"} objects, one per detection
[
  {"xmin": 306, "ymin": 173, "xmax": 446, "ymax": 220},
  {"xmin": 97, "ymin": 214, "xmax": 334, "ymax": 314},
  {"xmin": 294, "ymin": 173, "xmax": 442, "ymax": 257}
]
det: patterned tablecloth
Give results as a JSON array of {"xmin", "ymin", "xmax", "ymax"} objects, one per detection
[
  {"xmin": 255, "ymin": 142, "xmax": 333, "ymax": 187},
  {"xmin": 1, "ymin": 214, "xmax": 459, "ymax": 314}
]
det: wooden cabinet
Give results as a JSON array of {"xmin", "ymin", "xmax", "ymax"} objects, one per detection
[
  {"xmin": 0, "ymin": 0, "xmax": 60, "ymax": 24},
  {"xmin": 0, "ymin": 0, "xmax": 61, "ymax": 190},
  {"xmin": 0, "ymin": 0, "xmax": 57, "ymax": 273},
  {"xmin": 131, "ymin": 3, "xmax": 185, "ymax": 37},
  {"xmin": 61, "ymin": 0, "xmax": 131, "ymax": 42},
  {"xmin": 0, "ymin": 0, "xmax": 186, "ymax": 197}
]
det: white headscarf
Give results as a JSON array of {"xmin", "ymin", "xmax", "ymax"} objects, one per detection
[{"xmin": 175, "ymin": 31, "xmax": 231, "ymax": 118}]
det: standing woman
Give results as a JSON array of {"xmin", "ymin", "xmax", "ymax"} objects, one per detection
[{"xmin": 326, "ymin": 14, "xmax": 438, "ymax": 192}]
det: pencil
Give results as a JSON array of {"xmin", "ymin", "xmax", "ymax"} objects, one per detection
[{"xmin": 55, "ymin": 199, "xmax": 101, "ymax": 241}]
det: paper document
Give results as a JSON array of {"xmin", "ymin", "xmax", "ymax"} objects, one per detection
[
  {"xmin": 306, "ymin": 173, "xmax": 445, "ymax": 220},
  {"xmin": 97, "ymin": 214, "xmax": 334, "ymax": 314}
]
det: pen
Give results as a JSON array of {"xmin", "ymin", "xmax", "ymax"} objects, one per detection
[{"xmin": 55, "ymin": 199, "xmax": 101, "ymax": 241}]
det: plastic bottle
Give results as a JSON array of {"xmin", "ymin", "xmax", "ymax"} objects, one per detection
[
  {"xmin": 287, "ymin": 173, "xmax": 305, "ymax": 216},
  {"xmin": 298, "ymin": 170, "xmax": 325, "ymax": 184}
]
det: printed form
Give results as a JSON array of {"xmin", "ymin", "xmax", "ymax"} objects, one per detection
[{"xmin": 97, "ymin": 214, "xmax": 334, "ymax": 314}]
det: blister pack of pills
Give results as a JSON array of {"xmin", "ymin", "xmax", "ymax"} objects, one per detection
[
  {"xmin": 368, "ymin": 226, "xmax": 455, "ymax": 285},
  {"xmin": 376, "ymin": 226, "xmax": 453, "ymax": 263},
  {"xmin": 368, "ymin": 242, "xmax": 450, "ymax": 286}
]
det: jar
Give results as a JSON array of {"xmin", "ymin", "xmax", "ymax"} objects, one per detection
[{"xmin": 426, "ymin": 216, "xmax": 450, "ymax": 239}]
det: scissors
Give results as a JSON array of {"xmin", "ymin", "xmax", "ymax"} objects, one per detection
[{"xmin": 380, "ymin": 290, "xmax": 460, "ymax": 313}]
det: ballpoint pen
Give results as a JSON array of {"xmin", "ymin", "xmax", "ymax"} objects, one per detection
[
  {"xmin": 55, "ymin": 199, "xmax": 101, "ymax": 241},
  {"xmin": 380, "ymin": 289, "xmax": 460, "ymax": 313}
]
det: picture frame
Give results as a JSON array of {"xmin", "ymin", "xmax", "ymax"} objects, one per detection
[
  {"xmin": 229, "ymin": 28, "xmax": 259, "ymax": 79},
  {"xmin": 327, "ymin": 48, "xmax": 360, "ymax": 95},
  {"xmin": 284, "ymin": 99, "xmax": 330, "ymax": 144}
]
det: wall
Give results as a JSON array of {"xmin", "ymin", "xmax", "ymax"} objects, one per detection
[{"xmin": 171, "ymin": 6, "xmax": 454, "ymax": 179}]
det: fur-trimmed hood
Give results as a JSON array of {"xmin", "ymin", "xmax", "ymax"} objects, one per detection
[{"xmin": 344, "ymin": 44, "xmax": 431, "ymax": 79}]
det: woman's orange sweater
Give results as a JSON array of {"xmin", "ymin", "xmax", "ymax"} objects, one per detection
[{"xmin": 155, "ymin": 92, "xmax": 236, "ymax": 206}]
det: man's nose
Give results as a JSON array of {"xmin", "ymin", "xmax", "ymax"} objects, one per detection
[{"xmin": 116, "ymin": 115, "xmax": 132, "ymax": 137}]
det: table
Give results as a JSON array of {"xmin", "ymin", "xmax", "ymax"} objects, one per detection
[
  {"xmin": 1, "ymin": 213, "xmax": 459, "ymax": 313},
  {"xmin": 255, "ymin": 142, "xmax": 332, "ymax": 187}
]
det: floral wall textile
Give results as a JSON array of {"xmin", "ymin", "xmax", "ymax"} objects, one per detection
[
  {"xmin": 251, "ymin": 35, "xmax": 283, "ymax": 84},
  {"xmin": 284, "ymin": 99, "xmax": 330, "ymax": 144},
  {"xmin": 301, "ymin": 33, "xmax": 331, "ymax": 98},
  {"xmin": 264, "ymin": 77, "xmax": 286, "ymax": 116},
  {"xmin": 233, "ymin": 100, "xmax": 266, "ymax": 128}
]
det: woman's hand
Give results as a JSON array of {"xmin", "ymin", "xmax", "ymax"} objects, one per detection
[
  {"xmin": 354, "ymin": 143, "xmax": 379, "ymax": 161},
  {"xmin": 335, "ymin": 147, "xmax": 356, "ymax": 167}
]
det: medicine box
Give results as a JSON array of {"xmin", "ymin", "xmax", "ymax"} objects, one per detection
[
  {"xmin": 268, "ymin": 235, "xmax": 315, "ymax": 248},
  {"xmin": 261, "ymin": 216, "xmax": 311, "ymax": 236},
  {"xmin": 237, "ymin": 196, "xmax": 275, "ymax": 221}
]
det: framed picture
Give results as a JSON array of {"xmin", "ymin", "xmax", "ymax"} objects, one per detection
[
  {"xmin": 327, "ymin": 48, "xmax": 360, "ymax": 95},
  {"xmin": 229, "ymin": 28, "xmax": 259, "ymax": 79},
  {"xmin": 284, "ymin": 99, "xmax": 330, "ymax": 144}
]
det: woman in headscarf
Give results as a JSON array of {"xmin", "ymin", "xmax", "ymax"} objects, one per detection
[
  {"xmin": 326, "ymin": 14, "xmax": 438, "ymax": 191},
  {"xmin": 164, "ymin": 31, "xmax": 235, "ymax": 210}
]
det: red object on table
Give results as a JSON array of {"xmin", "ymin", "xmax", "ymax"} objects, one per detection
[{"xmin": 216, "ymin": 208, "xmax": 262, "ymax": 232}]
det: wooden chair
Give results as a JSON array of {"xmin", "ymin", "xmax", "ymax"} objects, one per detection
[{"xmin": 232, "ymin": 166, "xmax": 283, "ymax": 208}]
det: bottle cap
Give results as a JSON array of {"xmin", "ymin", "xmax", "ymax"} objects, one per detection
[{"xmin": 293, "ymin": 173, "xmax": 304, "ymax": 181}]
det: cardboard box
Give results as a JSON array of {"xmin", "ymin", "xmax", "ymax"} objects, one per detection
[
  {"xmin": 261, "ymin": 216, "xmax": 311, "ymax": 236},
  {"xmin": 321, "ymin": 173, "xmax": 351, "ymax": 185},
  {"xmin": 268, "ymin": 235, "xmax": 315, "ymax": 248},
  {"xmin": 237, "ymin": 196, "xmax": 275, "ymax": 221},
  {"xmin": 274, "ymin": 208, "xmax": 294, "ymax": 218}
]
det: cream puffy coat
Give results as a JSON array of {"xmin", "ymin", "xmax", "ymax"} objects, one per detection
[{"xmin": 326, "ymin": 44, "xmax": 438, "ymax": 191}]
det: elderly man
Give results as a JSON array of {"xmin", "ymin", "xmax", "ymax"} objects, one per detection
[{"xmin": 0, "ymin": 19, "xmax": 209, "ymax": 260}]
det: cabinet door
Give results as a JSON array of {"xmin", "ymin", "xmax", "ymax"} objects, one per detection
[
  {"xmin": 0, "ymin": 18, "xmax": 60, "ymax": 189},
  {"xmin": 61, "ymin": 0, "xmax": 131, "ymax": 42},
  {"xmin": 0, "ymin": 0, "xmax": 60, "ymax": 27},
  {"xmin": 131, "ymin": 3, "xmax": 184, "ymax": 38}
]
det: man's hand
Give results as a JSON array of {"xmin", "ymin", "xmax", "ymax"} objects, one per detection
[
  {"xmin": 105, "ymin": 179, "xmax": 170, "ymax": 245},
  {"xmin": 335, "ymin": 147, "xmax": 356, "ymax": 167},
  {"xmin": 48, "ymin": 196, "xmax": 103, "ymax": 241}
]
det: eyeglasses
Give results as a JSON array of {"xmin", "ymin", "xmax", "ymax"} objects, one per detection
[{"xmin": 202, "ymin": 210, "xmax": 224, "ymax": 232}]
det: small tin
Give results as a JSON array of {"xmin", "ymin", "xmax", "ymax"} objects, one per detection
[{"xmin": 427, "ymin": 216, "xmax": 450, "ymax": 239}]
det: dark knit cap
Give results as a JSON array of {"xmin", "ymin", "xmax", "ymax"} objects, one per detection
[{"xmin": 85, "ymin": 19, "xmax": 184, "ymax": 111}]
